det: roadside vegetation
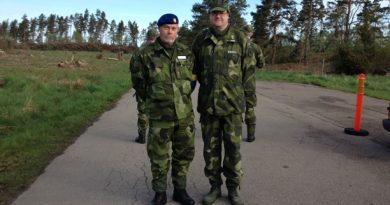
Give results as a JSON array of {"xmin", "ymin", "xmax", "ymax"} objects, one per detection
[
  {"xmin": 0, "ymin": 50, "xmax": 131, "ymax": 204},
  {"xmin": 257, "ymin": 69, "xmax": 390, "ymax": 100},
  {"xmin": 1, "ymin": 1, "xmax": 390, "ymax": 76}
]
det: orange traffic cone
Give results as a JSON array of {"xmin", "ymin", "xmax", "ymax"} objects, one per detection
[{"xmin": 344, "ymin": 73, "xmax": 369, "ymax": 136}]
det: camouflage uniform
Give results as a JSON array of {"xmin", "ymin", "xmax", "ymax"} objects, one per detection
[
  {"xmin": 130, "ymin": 37, "xmax": 195, "ymax": 193},
  {"xmin": 251, "ymin": 42, "xmax": 265, "ymax": 70},
  {"xmin": 135, "ymin": 95, "xmax": 148, "ymax": 141},
  {"xmin": 192, "ymin": 26, "xmax": 256, "ymax": 189},
  {"xmin": 131, "ymin": 50, "xmax": 148, "ymax": 143},
  {"xmin": 132, "ymin": 29, "xmax": 159, "ymax": 143},
  {"xmin": 245, "ymin": 41, "xmax": 265, "ymax": 139}
]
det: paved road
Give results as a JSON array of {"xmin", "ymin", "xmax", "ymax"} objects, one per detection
[{"xmin": 12, "ymin": 82, "xmax": 390, "ymax": 205}]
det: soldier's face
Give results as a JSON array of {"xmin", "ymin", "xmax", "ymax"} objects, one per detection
[
  {"xmin": 158, "ymin": 24, "xmax": 179, "ymax": 46},
  {"xmin": 209, "ymin": 11, "xmax": 229, "ymax": 31},
  {"xmin": 246, "ymin": 32, "xmax": 253, "ymax": 40}
]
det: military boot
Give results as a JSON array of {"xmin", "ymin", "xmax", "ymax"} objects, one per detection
[
  {"xmin": 173, "ymin": 189, "xmax": 195, "ymax": 205},
  {"xmin": 228, "ymin": 188, "xmax": 244, "ymax": 205},
  {"xmin": 135, "ymin": 135, "xmax": 145, "ymax": 144},
  {"xmin": 202, "ymin": 186, "xmax": 221, "ymax": 205},
  {"xmin": 246, "ymin": 124, "xmax": 255, "ymax": 142},
  {"xmin": 151, "ymin": 191, "xmax": 167, "ymax": 205}
]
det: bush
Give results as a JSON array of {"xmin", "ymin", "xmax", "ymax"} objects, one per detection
[
  {"xmin": 333, "ymin": 46, "xmax": 369, "ymax": 75},
  {"xmin": 373, "ymin": 40, "xmax": 390, "ymax": 73},
  {"xmin": 0, "ymin": 38, "xmax": 15, "ymax": 50}
]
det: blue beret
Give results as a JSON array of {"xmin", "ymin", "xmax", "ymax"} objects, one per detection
[{"xmin": 157, "ymin": 13, "xmax": 179, "ymax": 27}]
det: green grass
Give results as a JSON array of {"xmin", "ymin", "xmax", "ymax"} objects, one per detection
[
  {"xmin": 257, "ymin": 70, "xmax": 390, "ymax": 100},
  {"xmin": 0, "ymin": 50, "xmax": 131, "ymax": 205}
]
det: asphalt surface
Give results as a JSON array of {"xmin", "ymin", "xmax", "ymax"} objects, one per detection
[{"xmin": 12, "ymin": 81, "xmax": 390, "ymax": 205}]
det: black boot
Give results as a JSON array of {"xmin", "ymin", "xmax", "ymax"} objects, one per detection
[
  {"xmin": 151, "ymin": 191, "xmax": 167, "ymax": 205},
  {"xmin": 173, "ymin": 189, "xmax": 195, "ymax": 205},
  {"xmin": 246, "ymin": 124, "xmax": 255, "ymax": 142},
  {"xmin": 246, "ymin": 135, "xmax": 255, "ymax": 142},
  {"xmin": 135, "ymin": 135, "xmax": 145, "ymax": 144}
]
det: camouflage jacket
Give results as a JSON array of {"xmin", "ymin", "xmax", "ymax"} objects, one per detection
[
  {"xmin": 249, "ymin": 41, "xmax": 265, "ymax": 69},
  {"xmin": 130, "ymin": 38, "xmax": 194, "ymax": 120},
  {"xmin": 192, "ymin": 26, "xmax": 257, "ymax": 116}
]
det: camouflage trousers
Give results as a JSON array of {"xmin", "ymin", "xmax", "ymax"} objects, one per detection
[
  {"xmin": 200, "ymin": 113, "xmax": 243, "ymax": 189},
  {"xmin": 137, "ymin": 100, "xmax": 148, "ymax": 138},
  {"xmin": 245, "ymin": 107, "xmax": 256, "ymax": 136},
  {"xmin": 147, "ymin": 116, "xmax": 195, "ymax": 193}
]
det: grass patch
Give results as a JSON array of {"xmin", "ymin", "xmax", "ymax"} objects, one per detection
[
  {"xmin": 257, "ymin": 70, "xmax": 390, "ymax": 100},
  {"xmin": 0, "ymin": 50, "xmax": 131, "ymax": 204}
]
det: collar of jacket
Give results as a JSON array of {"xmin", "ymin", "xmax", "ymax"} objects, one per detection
[
  {"xmin": 204, "ymin": 25, "xmax": 236, "ymax": 45},
  {"xmin": 151, "ymin": 37, "xmax": 178, "ymax": 58}
]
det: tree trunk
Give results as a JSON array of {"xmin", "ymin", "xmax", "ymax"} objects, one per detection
[
  {"xmin": 344, "ymin": 0, "xmax": 353, "ymax": 43},
  {"xmin": 271, "ymin": 25, "xmax": 277, "ymax": 65}
]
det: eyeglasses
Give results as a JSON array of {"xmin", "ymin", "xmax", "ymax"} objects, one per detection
[{"xmin": 211, "ymin": 11, "xmax": 228, "ymax": 16}]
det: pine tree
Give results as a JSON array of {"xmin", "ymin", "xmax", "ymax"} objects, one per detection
[
  {"xmin": 73, "ymin": 13, "xmax": 83, "ymax": 43},
  {"xmin": 229, "ymin": 0, "xmax": 249, "ymax": 29},
  {"xmin": 297, "ymin": 0, "xmax": 325, "ymax": 65},
  {"xmin": 0, "ymin": 20, "xmax": 9, "ymax": 40},
  {"xmin": 190, "ymin": 0, "xmax": 212, "ymax": 33},
  {"xmin": 80, "ymin": 9, "xmax": 90, "ymax": 40},
  {"xmin": 268, "ymin": 0, "xmax": 296, "ymax": 64},
  {"xmin": 128, "ymin": 21, "xmax": 139, "ymax": 47},
  {"xmin": 46, "ymin": 14, "xmax": 57, "ymax": 42},
  {"xmin": 251, "ymin": 0, "xmax": 272, "ymax": 47},
  {"xmin": 58, "ymin": 16, "xmax": 69, "ymax": 41},
  {"xmin": 18, "ymin": 15, "xmax": 30, "ymax": 43},
  {"xmin": 88, "ymin": 14, "xmax": 97, "ymax": 43},
  {"xmin": 357, "ymin": 0, "xmax": 383, "ymax": 53},
  {"xmin": 326, "ymin": 0, "xmax": 362, "ymax": 45},
  {"xmin": 9, "ymin": 20, "xmax": 18, "ymax": 42},
  {"xmin": 109, "ymin": 20, "xmax": 117, "ymax": 44},
  {"xmin": 116, "ymin": 20, "xmax": 125, "ymax": 45},
  {"xmin": 37, "ymin": 14, "xmax": 46, "ymax": 43},
  {"xmin": 29, "ymin": 17, "xmax": 38, "ymax": 42},
  {"xmin": 178, "ymin": 20, "xmax": 193, "ymax": 47},
  {"xmin": 95, "ymin": 10, "xmax": 108, "ymax": 43},
  {"xmin": 64, "ymin": 17, "xmax": 70, "ymax": 41}
]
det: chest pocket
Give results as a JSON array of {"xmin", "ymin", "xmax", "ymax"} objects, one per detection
[
  {"xmin": 176, "ymin": 55, "xmax": 192, "ymax": 81},
  {"xmin": 225, "ymin": 44, "xmax": 242, "ymax": 82},
  {"xmin": 226, "ymin": 50, "xmax": 240, "ymax": 64},
  {"xmin": 148, "ymin": 57, "xmax": 169, "ymax": 83}
]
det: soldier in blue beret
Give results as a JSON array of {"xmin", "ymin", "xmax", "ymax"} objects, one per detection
[{"xmin": 130, "ymin": 13, "xmax": 195, "ymax": 205}]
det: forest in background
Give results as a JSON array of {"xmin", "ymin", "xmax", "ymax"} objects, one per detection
[{"xmin": 0, "ymin": 0, "xmax": 389, "ymax": 74}]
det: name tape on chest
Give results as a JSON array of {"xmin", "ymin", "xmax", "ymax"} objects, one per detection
[{"xmin": 177, "ymin": 56, "xmax": 187, "ymax": 60}]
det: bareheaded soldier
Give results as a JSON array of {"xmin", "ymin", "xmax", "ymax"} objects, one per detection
[
  {"xmin": 134, "ymin": 28, "xmax": 159, "ymax": 144},
  {"xmin": 192, "ymin": 0, "xmax": 256, "ymax": 205},
  {"xmin": 130, "ymin": 13, "xmax": 196, "ymax": 205},
  {"xmin": 242, "ymin": 25, "xmax": 265, "ymax": 142},
  {"xmin": 142, "ymin": 28, "xmax": 159, "ymax": 47}
]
